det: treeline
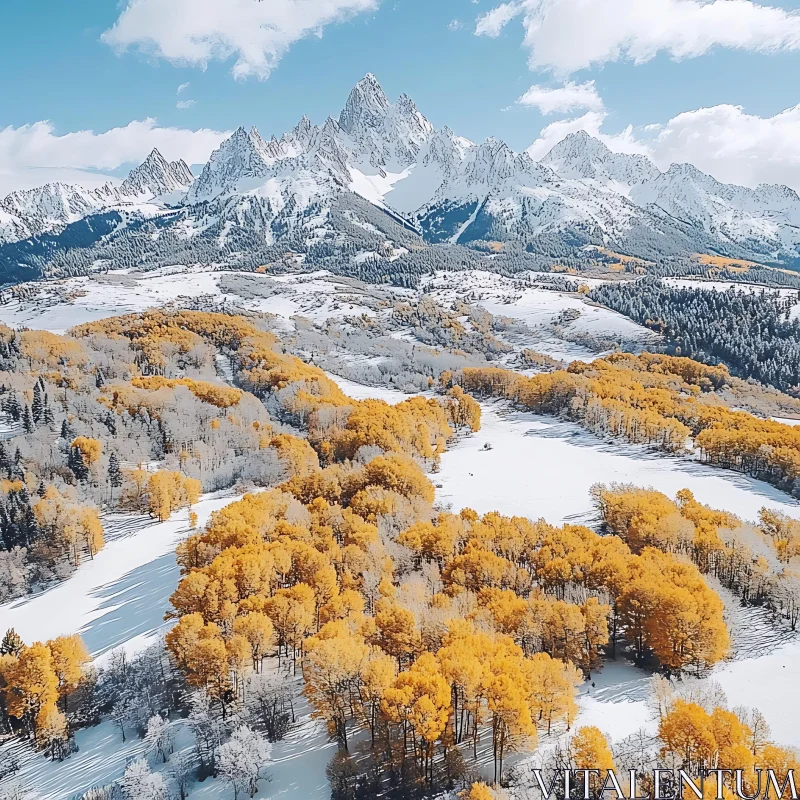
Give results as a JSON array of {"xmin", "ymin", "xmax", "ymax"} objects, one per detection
[
  {"xmin": 590, "ymin": 278, "xmax": 800, "ymax": 394},
  {"xmin": 449, "ymin": 353, "xmax": 800, "ymax": 497}
]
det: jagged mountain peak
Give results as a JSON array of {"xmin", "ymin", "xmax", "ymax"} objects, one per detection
[
  {"xmin": 339, "ymin": 73, "xmax": 390, "ymax": 134},
  {"xmin": 120, "ymin": 148, "xmax": 193, "ymax": 198},
  {"xmin": 186, "ymin": 125, "xmax": 273, "ymax": 203},
  {"xmin": 7, "ymin": 76, "xmax": 800, "ymax": 265}
]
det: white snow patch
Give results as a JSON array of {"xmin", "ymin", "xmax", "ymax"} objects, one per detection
[{"xmin": 435, "ymin": 402, "xmax": 800, "ymax": 526}]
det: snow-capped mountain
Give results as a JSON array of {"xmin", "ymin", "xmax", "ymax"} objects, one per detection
[
  {"xmin": 4, "ymin": 73, "xmax": 800, "ymax": 281},
  {"xmin": 630, "ymin": 163, "xmax": 800, "ymax": 255},
  {"xmin": 0, "ymin": 148, "xmax": 192, "ymax": 244},
  {"xmin": 540, "ymin": 131, "xmax": 660, "ymax": 194},
  {"xmin": 120, "ymin": 149, "xmax": 193, "ymax": 199}
]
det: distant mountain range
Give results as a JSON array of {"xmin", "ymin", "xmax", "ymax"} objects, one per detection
[{"xmin": 3, "ymin": 73, "xmax": 800, "ymax": 284}]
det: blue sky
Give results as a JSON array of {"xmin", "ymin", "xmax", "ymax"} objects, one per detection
[{"xmin": 2, "ymin": 0, "xmax": 800, "ymax": 192}]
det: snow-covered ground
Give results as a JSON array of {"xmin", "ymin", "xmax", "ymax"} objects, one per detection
[
  {"xmin": 319, "ymin": 376, "xmax": 800, "ymax": 524},
  {"xmin": 0, "ymin": 268, "xmax": 657, "ymax": 366},
  {"xmin": 0, "ymin": 269, "xmax": 379, "ymax": 334},
  {"xmin": 571, "ymin": 632, "xmax": 800, "ymax": 749},
  {"xmin": 773, "ymin": 416, "xmax": 800, "ymax": 426},
  {"xmin": 435, "ymin": 401, "xmax": 800, "ymax": 525},
  {"xmin": 323, "ymin": 371, "xmax": 420, "ymax": 404},
  {"xmin": 0, "ymin": 491, "xmax": 243, "ymax": 662}
]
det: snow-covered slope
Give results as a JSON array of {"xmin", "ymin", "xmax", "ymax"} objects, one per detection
[
  {"xmin": 6, "ymin": 74, "xmax": 800, "ymax": 273},
  {"xmin": 540, "ymin": 131, "xmax": 660, "ymax": 194},
  {"xmin": 631, "ymin": 162, "xmax": 800, "ymax": 256}
]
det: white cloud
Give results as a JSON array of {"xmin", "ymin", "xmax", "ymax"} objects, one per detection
[
  {"xmin": 448, "ymin": 19, "xmax": 464, "ymax": 31},
  {"xmin": 475, "ymin": 2, "xmax": 523, "ymax": 37},
  {"xmin": 526, "ymin": 102, "xmax": 800, "ymax": 191},
  {"xmin": 177, "ymin": 82, "xmax": 191, "ymax": 94},
  {"xmin": 102, "ymin": 0, "xmax": 380, "ymax": 80},
  {"xmin": 476, "ymin": 0, "xmax": 800, "ymax": 74},
  {"xmin": 176, "ymin": 99, "xmax": 196, "ymax": 110},
  {"xmin": 526, "ymin": 111, "xmax": 645, "ymax": 160},
  {"xmin": 517, "ymin": 80, "xmax": 603, "ymax": 114},
  {"xmin": 0, "ymin": 119, "xmax": 229, "ymax": 195},
  {"xmin": 650, "ymin": 103, "xmax": 800, "ymax": 189}
]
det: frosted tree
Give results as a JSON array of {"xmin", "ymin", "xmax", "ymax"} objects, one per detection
[
  {"xmin": 145, "ymin": 714, "xmax": 175, "ymax": 763},
  {"xmin": 215, "ymin": 725, "xmax": 271, "ymax": 799},
  {"xmin": 120, "ymin": 758, "xmax": 168, "ymax": 800},
  {"xmin": 189, "ymin": 690, "xmax": 226, "ymax": 775},
  {"xmin": 168, "ymin": 749, "xmax": 196, "ymax": 800}
]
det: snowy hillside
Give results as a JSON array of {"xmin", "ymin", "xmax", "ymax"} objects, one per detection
[{"xmin": 5, "ymin": 75, "xmax": 800, "ymax": 281}]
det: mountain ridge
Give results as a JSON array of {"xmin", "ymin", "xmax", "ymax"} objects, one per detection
[{"xmin": 3, "ymin": 74, "xmax": 800, "ymax": 281}]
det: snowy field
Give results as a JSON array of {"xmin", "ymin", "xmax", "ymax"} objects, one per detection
[
  {"xmin": 323, "ymin": 373, "xmax": 800, "ymax": 525},
  {"xmin": 0, "ymin": 491, "xmax": 243, "ymax": 662},
  {"xmin": 435, "ymin": 401, "xmax": 800, "ymax": 525},
  {"xmin": 0, "ymin": 269, "xmax": 379, "ymax": 334},
  {"xmin": 0, "ymin": 268, "xmax": 658, "ymax": 366},
  {"xmin": 572, "ymin": 632, "xmax": 800, "ymax": 749}
]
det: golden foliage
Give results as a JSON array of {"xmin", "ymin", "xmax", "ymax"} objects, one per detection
[{"xmin": 131, "ymin": 376, "xmax": 242, "ymax": 407}]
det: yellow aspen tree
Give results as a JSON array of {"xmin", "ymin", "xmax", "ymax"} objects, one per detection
[
  {"xmin": 47, "ymin": 634, "xmax": 90, "ymax": 715},
  {"xmin": 5, "ymin": 643, "xmax": 59, "ymax": 741}
]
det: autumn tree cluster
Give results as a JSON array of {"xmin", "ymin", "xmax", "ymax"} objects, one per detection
[
  {"xmin": 0, "ymin": 630, "xmax": 89, "ymax": 756},
  {"xmin": 400, "ymin": 508, "xmax": 728, "ymax": 674},
  {"xmin": 0, "ymin": 309, "xmax": 478, "ymax": 602},
  {"xmin": 594, "ymin": 483, "xmax": 800, "ymax": 632}
]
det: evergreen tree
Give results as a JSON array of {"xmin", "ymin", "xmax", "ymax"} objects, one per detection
[
  {"xmin": 0, "ymin": 443, "xmax": 10, "ymax": 478},
  {"xmin": 22, "ymin": 405, "xmax": 34, "ymax": 434},
  {"xmin": 108, "ymin": 452, "xmax": 123, "ymax": 492},
  {"xmin": 43, "ymin": 400, "xmax": 55, "ymax": 427},
  {"xmin": 0, "ymin": 628, "xmax": 23, "ymax": 656},
  {"xmin": 4, "ymin": 392, "xmax": 21, "ymax": 422},
  {"xmin": 31, "ymin": 383, "xmax": 44, "ymax": 424},
  {"xmin": 37, "ymin": 481, "xmax": 46, "ymax": 498},
  {"xmin": 68, "ymin": 447, "xmax": 89, "ymax": 482},
  {"xmin": 95, "ymin": 369, "xmax": 105, "ymax": 388},
  {"xmin": 60, "ymin": 419, "xmax": 75, "ymax": 441}
]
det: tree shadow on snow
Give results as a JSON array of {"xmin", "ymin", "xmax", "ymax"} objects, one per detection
[{"xmin": 78, "ymin": 550, "xmax": 180, "ymax": 657}]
